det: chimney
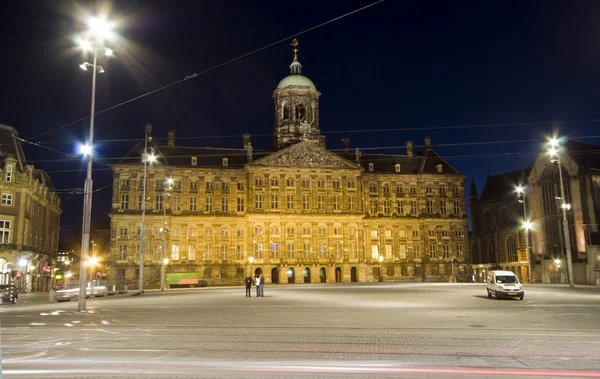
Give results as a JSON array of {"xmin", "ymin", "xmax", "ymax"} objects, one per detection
[
  {"xmin": 406, "ymin": 141, "xmax": 413, "ymax": 157},
  {"xmin": 424, "ymin": 136, "xmax": 431, "ymax": 149},
  {"xmin": 341, "ymin": 138, "xmax": 350, "ymax": 155},
  {"xmin": 167, "ymin": 130, "xmax": 175, "ymax": 147},
  {"xmin": 319, "ymin": 135, "xmax": 326, "ymax": 148}
]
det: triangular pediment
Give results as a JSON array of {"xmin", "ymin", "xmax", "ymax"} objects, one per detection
[{"xmin": 248, "ymin": 141, "xmax": 360, "ymax": 169}]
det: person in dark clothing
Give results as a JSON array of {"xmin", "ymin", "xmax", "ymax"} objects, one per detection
[{"xmin": 244, "ymin": 275, "xmax": 253, "ymax": 297}]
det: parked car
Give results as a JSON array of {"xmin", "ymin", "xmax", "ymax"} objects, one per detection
[
  {"xmin": 0, "ymin": 284, "xmax": 18, "ymax": 304},
  {"xmin": 486, "ymin": 270, "xmax": 524, "ymax": 300}
]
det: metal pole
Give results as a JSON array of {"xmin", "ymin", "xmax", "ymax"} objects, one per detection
[
  {"xmin": 160, "ymin": 185, "xmax": 167, "ymax": 291},
  {"xmin": 522, "ymin": 193, "xmax": 533, "ymax": 283},
  {"xmin": 139, "ymin": 134, "xmax": 148, "ymax": 296},
  {"xmin": 557, "ymin": 156, "xmax": 575, "ymax": 288},
  {"xmin": 78, "ymin": 44, "xmax": 98, "ymax": 312}
]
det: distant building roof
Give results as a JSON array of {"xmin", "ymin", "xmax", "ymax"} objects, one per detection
[
  {"xmin": 566, "ymin": 140, "xmax": 600, "ymax": 170},
  {"xmin": 480, "ymin": 168, "xmax": 531, "ymax": 202},
  {"xmin": 0, "ymin": 123, "xmax": 27, "ymax": 171}
]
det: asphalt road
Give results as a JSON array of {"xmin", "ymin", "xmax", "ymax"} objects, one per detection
[{"xmin": 1, "ymin": 283, "xmax": 600, "ymax": 378}]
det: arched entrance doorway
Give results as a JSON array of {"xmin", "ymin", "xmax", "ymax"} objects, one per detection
[
  {"xmin": 271, "ymin": 267, "xmax": 279, "ymax": 284},
  {"xmin": 320, "ymin": 267, "xmax": 327, "ymax": 283},
  {"xmin": 335, "ymin": 267, "xmax": 342, "ymax": 283},
  {"xmin": 254, "ymin": 267, "xmax": 262, "ymax": 279},
  {"xmin": 350, "ymin": 267, "xmax": 357, "ymax": 282},
  {"xmin": 303, "ymin": 267, "xmax": 311, "ymax": 283},
  {"xmin": 287, "ymin": 268, "xmax": 295, "ymax": 283}
]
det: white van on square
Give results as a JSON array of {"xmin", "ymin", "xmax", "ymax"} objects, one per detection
[{"xmin": 486, "ymin": 270, "xmax": 524, "ymax": 300}]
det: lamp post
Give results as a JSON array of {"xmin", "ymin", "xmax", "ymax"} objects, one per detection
[
  {"xmin": 248, "ymin": 257, "xmax": 254, "ymax": 277},
  {"xmin": 516, "ymin": 186, "xmax": 534, "ymax": 283},
  {"xmin": 77, "ymin": 16, "xmax": 114, "ymax": 312},
  {"xmin": 548, "ymin": 137, "xmax": 575, "ymax": 288},
  {"xmin": 139, "ymin": 125, "xmax": 156, "ymax": 296},
  {"xmin": 160, "ymin": 177, "xmax": 173, "ymax": 291}
]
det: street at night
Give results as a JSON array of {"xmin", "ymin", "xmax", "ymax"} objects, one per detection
[{"xmin": 2, "ymin": 283, "xmax": 600, "ymax": 378}]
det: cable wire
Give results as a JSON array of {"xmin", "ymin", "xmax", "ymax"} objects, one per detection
[{"xmin": 28, "ymin": 0, "xmax": 385, "ymax": 141}]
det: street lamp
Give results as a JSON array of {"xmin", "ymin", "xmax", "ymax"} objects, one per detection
[
  {"xmin": 547, "ymin": 136, "xmax": 575, "ymax": 288},
  {"xmin": 139, "ymin": 125, "xmax": 156, "ymax": 296},
  {"xmin": 160, "ymin": 177, "xmax": 173, "ymax": 291},
  {"xmin": 248, "ymin": 256, "xmax": 254, "ymax": 276},
  {"xmin": 77, "ymin": 15, "xmax": 114, "ymax": 312},
  {"xmin": 516, "ymin": 185, "xmax": 534, "ymax": 283}
]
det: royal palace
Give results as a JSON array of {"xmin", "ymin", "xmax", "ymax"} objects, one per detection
[{"xmin": 107, "ymin": 41, "xmax": 470, "ymax": 287}]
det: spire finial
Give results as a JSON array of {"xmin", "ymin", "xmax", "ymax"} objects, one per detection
[{"xmin": 291, "ymin": 39, "xmax": 299, "ymax": 61}]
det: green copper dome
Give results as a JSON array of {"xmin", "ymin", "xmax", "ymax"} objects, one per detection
[{"xmin": 276, "ymin": 74, "xmax": 316, "ymax": 89}]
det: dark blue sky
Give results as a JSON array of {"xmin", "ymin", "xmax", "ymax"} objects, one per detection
[{"xmin": 2, "ymin": 0, "xmax": 600, "ymax": 246}]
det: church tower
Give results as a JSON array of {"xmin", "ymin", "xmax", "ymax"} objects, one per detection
[{"xmin": 272, "ymin": 39, "xmax": 321, "ymax": 150}]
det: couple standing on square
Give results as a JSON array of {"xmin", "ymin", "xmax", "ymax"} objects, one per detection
[{"xmin": 245, "ymin": 274, "xmax": 264, "ymax": 297}]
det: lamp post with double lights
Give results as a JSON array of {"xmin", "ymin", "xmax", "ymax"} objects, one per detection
[
  {"xmin": 548, "ymin": 137, "xmax": 575, "ymax": 288},
  {"xmin": 77, "ymin": 16, "xmax": 115, "ymax": 312},
  {"xmin": 516, "ymin": 185, "xmax": 534, "ymax": 283},
  {"xmin": 160, "ymin": 177, "xmax": 173, "ymax": 291},
  {"xmin": 139, "ymin": 126, "xmax": 157, "ymax": 296}
]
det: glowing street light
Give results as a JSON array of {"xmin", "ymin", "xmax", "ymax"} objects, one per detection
[
  {"xmin": 546, "ymin": 135, "xmax": 574, "ymax": 288},
  {"xmin": 76, "ymin": 13, "xmax": 116, "ymax": 312}
]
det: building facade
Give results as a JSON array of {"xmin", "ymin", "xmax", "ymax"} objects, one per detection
[
  {"xmin": 0, "ymin": 124, "xmax": 62, "ymax": 291},
  {"xmin": 107, "ymin": 44, "xmax": 470, "ymax": 288},
  {"xmin": 470, "ymin": 140, "xmax": 600, "ymax": 284},
  {"xmin": 469, "ymin": 170, "xmax": 531, "ymax": 282}
]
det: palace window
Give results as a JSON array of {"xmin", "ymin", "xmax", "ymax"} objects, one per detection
[
  {"xmin": 318, "ymin": 195, "xmax": 325, "ymax": 210},
  {"xmin": 271, "ymin": 243, "xmax": 279, "ymax": 258},
  {"xmin": 254, "ymin": 226, "xmax": 263, "ymax": 235},
  {"xmin": 318, "ymin": 227, "xmax": 326, "ymax": 236},
  {"xmin": 221, "ymin": 197, "xmax": 229, "ymax": 212},
  {"xmin": 302, "ymin": 195, "xmax": 310, "ymax": 210},
  {"xmin": 189, "ymin": 196, "xmax": 197, "ymax": 211},
  {"xmin": 440, "ymin": 201, "xmax": 447, "ymax": 214},
  {"xmin": 371, "ymin": 245, "xmax": 379, "ymax": 259},
  {"xmin": 426, "ymin": 199, "xmax": 435, "ymax": 214},
  {"xmin": 173, "ymin": 195, "xmax": 181, "ymax": 211},
  {"xmin": 319, "ymin": 243, "xmax": 327, "ymax": 258},
  {"xmin": 270, "ymin": 178, "xmax": 279, "ymax": 187},
  {"xmin": 303, "ymin": 244, "xmax": 311, "ymax": 259},
  {"xmin": 287, "ymin": 243, "xmax": 295, "ymax": 259},
  {"xmin": 255, "ymin": 243, "xmax": 263, "ymax": 259},
  {"xmin": 255, "ymin": 194, "xmax": 263, "ymax": 209},
  {"xmin": 204, "ymin": 246, "xmax": 213, "ymax": 260},
  {"xmin": 286, "ymin": 178, "xmax": 295, "ymax": 187},
  {"xmin": 370, "ymin": 199, "xmax": 378, "ymax": 214},
  {"xmin": 350, "ymin": 243, "xmax": 357, "ymax": 259},
  {"xmin": 188, "ymin": 246, "xmax": 197, "ymax": 261},
  {"xmin": 333, "ymin": 195, "xmax": 341, "ymax": 210},
  {"xmin": 385, "ymin": 244, "xmax": 392, "ymax": 259},
  {"xmin": 443, "ymin": 244, "xmax": 450, "ymax": 258},
  {"xmin": 205, "ymin": 197, "xmax": 212, "ymax": 212},
  {"xmin": 332, "ymin": 180, "xmax": 341, "ymax": 189},
  {"xmin": 190, "ymin": 181, "xmax": 198, "ymax": 190},
  {"xmin": 220, "ymin": 246, "xmax": 228, "ymax": 260},
  {"xmin": 383, "ymin": 200, "xmax": 390, "ymax": 214},
  {"xmin": 118, "ymin": 244, "xmax": 127, "ymax": 260},
  {"xmin": 453, "ymin": 200, "xmax": 460, "ymax": 215},
  {"xmin": 237, "ymin": 197, "xmax": 245, "ymax": 212},
  {"xmin": 171, "ymin": 245, "xmax": 180, "ymax": 260},
  {"xmin": 155, "ymin": 195, "xmax": 163, "ymax": 210},
  {"xmin": 120, "ymin": 194, "xmax": 129, "ymax": 210},
  {"xmin": 348, "ymin": 195, "xmax": 355, "ymax": 210},
  {"xmin": 334, "ymin": 243, "xmax": 342, "ymax": 258},
  {"xmin": 286, "ymin": 194, "xmax": 294, "ymax": 209}
]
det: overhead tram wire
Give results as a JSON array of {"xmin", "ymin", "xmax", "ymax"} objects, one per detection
[
  {"xmin": 28, "ymin": 0, "xmax": 386, "ymax": 142},
  {"xmin": 20, "ymin": 119, "xmax": 600, "ymax": 147}
]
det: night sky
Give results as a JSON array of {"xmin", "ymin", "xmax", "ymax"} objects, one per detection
[{"xmin": 2, "ymin": 0, "xmax": 600, "ymax": 247}]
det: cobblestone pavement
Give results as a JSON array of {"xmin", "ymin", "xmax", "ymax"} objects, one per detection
[{"xmin": 1, "ymin": 283, "xmax": 600, "ymax": 378}]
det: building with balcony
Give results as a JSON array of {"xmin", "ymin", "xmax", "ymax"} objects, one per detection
[
  {"xmin": 0, "ymin": 123, "xmax": 62, "ymax": 291},
  {"xmin": 107, "ymin": 43, "xmax": 469, "ymax": 287}
]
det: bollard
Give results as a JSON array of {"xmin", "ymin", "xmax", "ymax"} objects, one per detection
[
  {"xmin": 112, "ymin": 284, "xmax": 116, "ymax": 293},
  {"xmin": 49, "ymin": 289, "xmax": 55, "ymax": 303}
]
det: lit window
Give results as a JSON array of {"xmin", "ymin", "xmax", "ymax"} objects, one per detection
[
  {"xmin": 171, "ymin": 245, "xmax": 180, "ymax": 260},
  {"xmin": 255, "ymin": 226, "xmax": 263, "ymax": 235},
  {"xmin": 5, "ymin": 165, "xmax": 13, "ymax": 182}
]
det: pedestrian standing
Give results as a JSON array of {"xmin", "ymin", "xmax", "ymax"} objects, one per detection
[
  {"xmin": 244, "ymin": 275, "xmax": 253, "ymax": 297},
  {"xmin": 259, "ymin": 273, "xmax": 265, "ymax": 297},
  {"xmin": 255, "ymin": 275, "xmax": 260, "ymax": 297}
]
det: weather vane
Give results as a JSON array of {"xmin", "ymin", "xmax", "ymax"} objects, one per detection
[{"xmin": 291, "ymin": 39, "xmax": 299, "ymax": 61}]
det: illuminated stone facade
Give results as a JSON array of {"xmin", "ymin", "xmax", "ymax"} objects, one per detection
[{"xmin": 107, "ymin": 49, "xmax": 469, "ymax": 288}]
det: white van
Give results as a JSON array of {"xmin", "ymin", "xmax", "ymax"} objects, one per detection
[{"xmin": 486, "ymin": 270, "xmax": 524, "ymax": 300}]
